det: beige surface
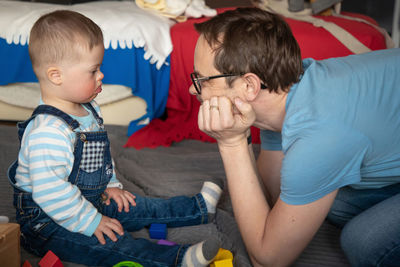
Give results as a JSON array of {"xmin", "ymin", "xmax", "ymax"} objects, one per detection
[
  {"xmin": 0, "ymin": 96, "xmax": 147, "ymax": 126},
  {"xmin": 0, "ymin": 81, "xmax": 148, "ymax": 125}
]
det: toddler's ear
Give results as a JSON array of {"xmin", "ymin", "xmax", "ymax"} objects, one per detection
[{"xmin": 47, "ymin": 67, "xmax": 62, "ymax": 85}]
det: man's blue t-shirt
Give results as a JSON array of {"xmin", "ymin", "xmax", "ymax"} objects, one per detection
[{"xmin": 260, "ymin": 48, "xmax": 400, "ymax": 205}]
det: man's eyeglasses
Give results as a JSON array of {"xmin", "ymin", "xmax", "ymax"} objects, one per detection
[
  {"xmin": 190, "ymin": 72, "xmax": 238, "ymax": 95},
  {"xmin": 190, "ymin": 72, "xmax": 267, "ymax": 95}
]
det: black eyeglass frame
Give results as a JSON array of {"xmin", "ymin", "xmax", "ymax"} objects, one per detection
[
  {"xmin": 190, "ymin": 72, "xmax": 267, "ymax": 95},
  {"xmin": 190, "ymin": 72, "xmax": 238, "ymax": 95}
]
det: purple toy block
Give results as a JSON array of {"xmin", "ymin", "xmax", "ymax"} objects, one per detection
[
  {"xmin": 149, "ymin": 223, "xmax": 167, "ymax": 239},
  {"xmin": 157, "ymin": 239, "xmax": 176, "ymax": 246}
]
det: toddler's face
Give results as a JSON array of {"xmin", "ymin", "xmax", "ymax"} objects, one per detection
[{"xmin": 60, "ymin": 44, "xmax": 105, "ymax": 104}]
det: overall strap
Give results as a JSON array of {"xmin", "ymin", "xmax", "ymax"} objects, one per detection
[
  {"xmin": 16, "ymin": 105, "xmax": 80, "ymax": 142},
  {"xmin": 9, "ymin": 105, "xmax": 80, "ymax": 193},
  {"xmin": 32, "ymin": 105, "xmax": 80, "ymax": 129},
  {"xmin": 83, "ymin": 102, "xmax": 104, "ymax": 126}
]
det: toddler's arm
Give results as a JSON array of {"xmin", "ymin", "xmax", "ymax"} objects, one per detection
[{"xmin": 20, "ymin": 119, "xmax": 102, "ymax": 236}]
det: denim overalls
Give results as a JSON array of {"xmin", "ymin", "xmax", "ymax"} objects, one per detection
[{"xmin": 8, "ymin": 103, "xmax": 209, "ymax": 267}]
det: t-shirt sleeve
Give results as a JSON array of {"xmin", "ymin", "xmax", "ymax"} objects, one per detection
[
  {"xmin": 260, "ymin": 130, "xmax": 282, "ymax": 151},
  {"xmin": 280, "ymin": 129, "xmax": 368, "ymax": 205}
]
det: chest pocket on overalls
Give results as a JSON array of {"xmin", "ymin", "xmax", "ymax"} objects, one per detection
[
  {"xmin": 79, "ymin": 139, "xmax": 106, "ymax": 173},
  {"xmin": 73, "ymin": 132, "xmax": 112, "ymax": 199}
]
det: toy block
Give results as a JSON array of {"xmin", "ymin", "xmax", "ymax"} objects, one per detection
[
  {"xmin": 157, "ymin": 239, "xmax": 176, "ymax": 246},
  {"xmin": 211, "ymin": 259, "xmax": 233, "ymax": 267},
  {"xmin": 149, "ymin": 223, "xmax": 167, "ymax": 239},
  {"xmin": 22, "ymin": 260, "xmax": 33, "ymax": 267},
  {"xmin": 38, "ymin": 250, "xmax": 63, "ymax": 267},
  {"xmin": 214, "ymin": 248, "xmax": 233, "ymax": 260},
  {"xmin": 0, "ymin": 223, "xmax": 21, "ymax": 267},
  {"xmin": 210, "ymin": 248, "xmax": 233, "ymax": 267}
]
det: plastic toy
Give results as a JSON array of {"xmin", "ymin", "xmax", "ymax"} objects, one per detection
[
  {"xmin": 157, "ymin": 239, "xmax": 176, "ymax": 246},
  {"xmin": 212, "ymin": 259, "xmax": 233, "ymax": 267},
  {"xmin": 38, "ymin": 250, "xmax": 63, "ymax": 267},
  {"xmin": 113, "ymin": 261, "xmax": 143, "ymax": 267},
  {"xmin": 210, "ymin": 248, "xmax": 233, "ymax": 267},
  {"xmin": 149, "ymin": 223, "xmax": 167, "ymax": 239},
  {"xmin": 22, "ymin": 260, "xmax": 33, "ymax": 267}
]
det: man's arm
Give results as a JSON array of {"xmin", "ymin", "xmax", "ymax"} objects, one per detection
[
  {"xmin": 219, "ymin": 141, "xmax": 337, "ymax": 266},
  {"xmin": 257, "ymin": 149, "xmax": 283, "ymax": 206},
  {"xmin": 199, "ymin": 96, "xmax": 337, "ymax": 266}
]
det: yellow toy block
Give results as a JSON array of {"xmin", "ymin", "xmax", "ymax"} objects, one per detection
[
  {"xmin": 211, "ymin": 259, "xmax": 233, "ymax": 267},
  {"xmin": 210, "ymin": 248, "xmax": 233, "ymax": 267}
]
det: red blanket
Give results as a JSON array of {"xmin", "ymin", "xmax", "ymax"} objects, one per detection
[{"xmin": 125, "ymin": 8, "xmax": 387, "ymax": 149}]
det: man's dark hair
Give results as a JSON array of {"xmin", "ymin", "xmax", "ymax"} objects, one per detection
[{"xmin": 194, "ymin": 7, "xmax": 303, "ymax": 93}]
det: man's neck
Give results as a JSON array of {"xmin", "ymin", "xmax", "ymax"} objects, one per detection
[{"xmin": 253, "ymin": 89, "xmax": 288, "ymax": 132}]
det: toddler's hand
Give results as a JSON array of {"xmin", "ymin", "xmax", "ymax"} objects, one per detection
[
  {"xmin": 104, "ymin": 187, "xmax": 137, "ymax": 212},
  {"xmin": 94, "ymin": 215, "xmax": 124, "ymax": 245}
]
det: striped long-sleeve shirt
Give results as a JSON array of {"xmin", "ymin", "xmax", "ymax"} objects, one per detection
[{"xmin": 15, "ymin": 101, "xmax": 122, "ymax": 236}]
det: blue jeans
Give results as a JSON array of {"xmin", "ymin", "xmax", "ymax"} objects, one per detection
[
  {"xmin": 327, "ymin": 183, "xmax": 400, "ymax": 267},
  {"xmin": 16, "ymin": 193, "xmax": 208, "ymax": 267}
]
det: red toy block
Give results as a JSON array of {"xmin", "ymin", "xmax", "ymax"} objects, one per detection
[
  {"xmin": 38, "ymin": 250, "xmax": 64, "ymax": 267},
  {"xmin": 22, "ymin": 260, "xmax": 33, "ymax": 267}
]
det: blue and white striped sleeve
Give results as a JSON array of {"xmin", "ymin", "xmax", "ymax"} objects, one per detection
[{"xmin": 25, "ymin": 116, "xmax": 101, "ymax": 236}]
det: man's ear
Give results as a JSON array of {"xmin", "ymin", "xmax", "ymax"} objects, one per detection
[
  {"xmin": 242, "ymin": 73, "xmax": 263, "ymax": 101},
  {"xmin": 46, "ymin": 67, "xmax": 62, "ymax": 85}
]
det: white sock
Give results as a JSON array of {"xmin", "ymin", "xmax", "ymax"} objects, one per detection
[
  {"xmin": 181, "ymin": 239, "xmax": 220, "ymax": 267},
  {"xmin": 200, "ymin": 181, "xmax": 223, "ymax": 214}
]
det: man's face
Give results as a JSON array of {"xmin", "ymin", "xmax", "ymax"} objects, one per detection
[{"xmin": 189, "ymin": 35, "xmax": 243, "ymax": 103}]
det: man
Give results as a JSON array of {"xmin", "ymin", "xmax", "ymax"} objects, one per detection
[{"xmin": 189, "ymin": 7, "xmax": 400, "ymax": 267}]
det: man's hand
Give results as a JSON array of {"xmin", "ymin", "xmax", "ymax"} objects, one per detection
[
  {"xmin": 104, "ymin": 187, "xmax": 136, "ymax": 212},
  {"xmin": 94, "ymin": 215, "xmax": 124, "ymax": 245},
  {"xmin": 198, "ymin": 96, "xmax": 256, "ymax": 147}
]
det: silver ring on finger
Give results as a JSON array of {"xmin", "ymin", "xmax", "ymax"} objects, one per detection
[{"xmin": 210, "ymin": 105, "xmax": 219, "ymax": 111}]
